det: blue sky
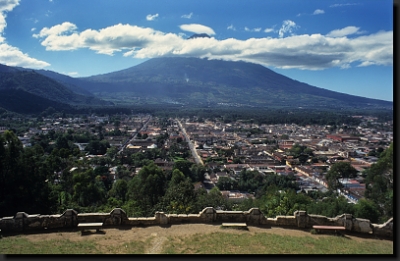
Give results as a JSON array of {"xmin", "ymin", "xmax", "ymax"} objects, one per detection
[{"xmin": 0, "ymin": 0, "xmax": 393, "ymax": 101}]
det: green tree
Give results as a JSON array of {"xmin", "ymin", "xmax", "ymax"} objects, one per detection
[
  {"xmin": 72, "ymin": 169, "xmax": 107, "ymax": 207},
  {"xmin": 364, "ymin": 143, "xmax": 393, "ymax": 221},
  {"xmin": 0, "ymin": 131, "xmax": 58, "ymax": 216},
  {"xmin": 325, "ymin": 162, "xmax": 358, "ymax": 191},
  {"xmin": 189, "ymin": 163, "xmax": 207, "ymax": 182},
  {"xmin": 194, "ymin": 187, "xmax": 230, "ymax": 212},
  {"xmin": 237, "ymin": 169, "xmax": 264, "ymax": 193},
  {"xmin": 173, "ymin": 159, "xmax": 193, "ymax": 179},
  {"xmin": 216, "ymin": 176, "xmax": 238, "ymax": 191},
  {"xmin": 108, "ymin": 179, "xmax": 128, "ymax": 202},
  {"xmin": 156, "ymin": 170, "xmax": 196, "ymax": 214},
  {"xmin": 126, "ymin": 163, "xmax": 167, "ymax": 216},
  {"xmin": 306, "ymin": 195, "xmax": 355, "ymax": 218},
  {"xmin": 354, "ymin": 199, "xmax": 381, "ymax": 223}
]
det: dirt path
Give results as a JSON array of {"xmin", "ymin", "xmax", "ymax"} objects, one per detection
[{"xmin": 146, "ymin": 233, "xmax": 167, "ymax": 254}]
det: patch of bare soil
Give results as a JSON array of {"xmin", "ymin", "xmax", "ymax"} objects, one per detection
[{"xmin": 19, "ymin": 224, "xmax": 392, "ymax": 253}]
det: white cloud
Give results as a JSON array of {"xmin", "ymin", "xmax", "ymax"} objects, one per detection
[
  {"xmin": 313, "ymin": 9, "xmax": 325, "ymax": 15},
  {"xmin": 227, "ymin": 24, "xmax": 236, "ymax": 31},
  {"xmin": 181, "ymin": 12, "xmax": 193, "ymax": 19},
  {"xmin": 67, "ymin": 71, "xmax": 78, "ymax": 76},
  {"xmin": 0, "ymin": 0, "xmax": 49, "ymax": 68},
  {"xmin": 146, "ymin": 13, "xmax": 158, "ymax": 21},
  {"xmin": 0, "ymin": 0, "xmax": 20, "ymax": 33},
  {"xmin": 33, "ymin": 22, "xmax": 392, "ymax": 70},
  {"xmin": 0, "ymin": 0, "xmax": 19, "ymax": 12},
  {"xmin": 264, "ymin": 28, "xmax": 274, "ymax": 33},
  {"xmin": 179, "ymin": 23, "xmax": 215, "ymax": 35},
  {"xmin": 330, "ymin": 3, "xmax": 360, "ymax": 8},
  {"xmin": 31, "ymin": 27, "xmax": 36, "ymax": 32},
  {"xmin": 0, "ymin": 43, "xmax": 50, "ymax": 68},
  {"xmin": 33, "ymin": 21, "xmax": 77, "ymax": 38},
  {"xmin": 245, "ymin": 27, "xmax": 262, "ymax": 32},
  {"xmin": 278, "ymin": 20, "xmax": 298, "ymax": 38},
  {"xmin": 326, "ymin": 26, "xmax": 360, "ymax": 37}
]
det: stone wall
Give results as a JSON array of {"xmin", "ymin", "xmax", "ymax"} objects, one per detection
[{"xmin": 0, "ymin": 208, "xmax": 392, "ymax": 239}]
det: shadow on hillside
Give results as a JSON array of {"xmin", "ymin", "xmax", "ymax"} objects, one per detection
[
  {"xmin": 80, "ymin": 230, "xmax": 106, "ymax": 236},
  {"xmin": 344, "ymin": 230, "xmax": 392, "ymax": 241}
]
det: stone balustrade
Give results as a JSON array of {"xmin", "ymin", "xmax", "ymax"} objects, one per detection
[{"xmin": 0, "ymin": 207, "xmax": 392, "ymax": 239}]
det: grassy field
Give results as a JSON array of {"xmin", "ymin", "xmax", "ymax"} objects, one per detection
[
  {"xmin": 0, "ymin": 227, "xmax": 393, "ymax": 254},
  {"xmin": 0, "ymin": 232, "xmax": 151, "ymax": 254},
  {"xmin": 161, "ymin": 232, "xmax": 393, "ymax": 254}
]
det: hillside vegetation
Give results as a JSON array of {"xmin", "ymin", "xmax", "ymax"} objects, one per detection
[{"xmin": 0, "ymin": 68, "xmax": 113, "ymax": 113}]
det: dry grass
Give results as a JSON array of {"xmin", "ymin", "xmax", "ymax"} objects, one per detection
[{"xmin": 0, "ymin": 224, "xmax": 393, "ymax": 254}]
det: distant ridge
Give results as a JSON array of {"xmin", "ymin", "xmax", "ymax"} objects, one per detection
[{"xmin": 0, "ymin": 64, "xmax": 113, "ymax": 113}]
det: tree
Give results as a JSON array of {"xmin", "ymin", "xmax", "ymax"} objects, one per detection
[
  {"xmin": 216, "ymin": 176, "xmax": 238, "ymax": 191},
  {"xmin": 0, "ymin": 131, "xmax": 23, "ymax": 209},
  {"xmin": 173, "ymin": 159, "xmax": 193, "ymax": 179},
  {"xmin": 189, "ymin": 164, "xmax": 206, "ymax": 182},
  {"xmin": 108, "ymin": 179, "xmax": 128, "ymax": 202},
  {"xmin": 156, "ymin": 170, "xmax": 196, "ymax": 214},
  {"xmin": 280, "ymin": 134, "xmax": 289, "ymax": 140},
  {"xmin": 85, "ymin": 140, "xmax": 110, "ymax": 155},
  {"xmin": 364, "ymin": 143, "xmax": 393, "ymax": 221},
  {"xmin": 306, "ymin": 195, "xmax": 355, "ymax": 218},
  {"xmin": 354, "ymin": 199, "xmax": 381, "ymax": 223},
  {"xmin": 237, "ymin": 169, "xmax": 264, "ymax": 193},
  {"xmin": 0, "ymin": 131, "xmax": 58, "ymax": 216},
  {"xmin": 194, "ymin": 187, "xmax": 230, "ymax": 212},
  {"xmin": 126, "ymin": 163, "xmax": 167, "ymax": 216},
  {"xmin": 72, "ymin": 169, "xmax": 107, "ymax": 207},
  {"xmin": 325, "ymin": 162, "xmax": 358, "ymax": 191}
]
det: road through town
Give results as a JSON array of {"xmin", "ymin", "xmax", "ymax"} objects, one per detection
[{"xmin": 176, "ymin": 119, "xmax": 204, "ymax": 165}]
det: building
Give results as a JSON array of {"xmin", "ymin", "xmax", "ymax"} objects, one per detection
[{"xmin": 326, "ymin": 134, "xmax": 360, "ymax": 143}]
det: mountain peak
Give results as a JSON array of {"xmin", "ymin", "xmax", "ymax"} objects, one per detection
[
  {"xmin": 80, "ymin": 57, "xmax": 392, "ymax": 109},
  {"xmin": 187, "ymin": 33, "xmax": 211, "ymax": 39}
]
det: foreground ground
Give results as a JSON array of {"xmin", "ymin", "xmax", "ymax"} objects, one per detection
[{"xmin": 0, "ymin": 224, "xmax": 393, "ymax": 254}]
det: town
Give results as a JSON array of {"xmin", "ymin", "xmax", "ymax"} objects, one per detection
[{"xmin": 3, "ymin": 112, "xmax": 392, "ymax": 206}]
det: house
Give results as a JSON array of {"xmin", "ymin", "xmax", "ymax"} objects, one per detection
[
  {"xmin": 220, "ymin": 190, "xmax": 254, "ymax": 202},
  {"xmin": 215, "ymin": 172, "xmax": 229, "ymax": 181},
  {"xmin": 279, "ymin": 140, "xmax": 295, "ymax": 150},
  {"xmin": 326, "ymin": 134, "xmax": 360, "ymax": 143},
  {"xmin": 224, "ymin": 164, "xmax": 250, "ymax": 176},
  {"xmin": 272, "ymin": 152, "xmax": 286, "ymax": 162}
]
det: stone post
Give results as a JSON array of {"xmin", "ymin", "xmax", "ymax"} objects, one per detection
[
  {"xmin": 110, "ymin": 208, "xmax": 128, "ymax": 226},
  {"xmin": 343, "ymin": 213, "xmax": 353, "ymax": 230},
  {"xmin": 15, "ymin": 212, "xmax": 28, "ymax": 232},
  {"xmin": 247, "ymin": 208, "xmax": 262, "ymax": 225},
  {"xmin": 199, "ymin": 207, "xmax": 216, "ymax": 223},
  {"xmin": 294, "ymin": 210, "xmax": 308, "ymax": 228},
  {"xmin": 61, "ymin": 209, "xmax": 78, "ymax": 228},
  {"xmin": 155, "ymin": 212, "xmax": 169, "ymax": 225}
]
